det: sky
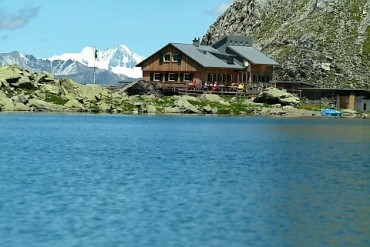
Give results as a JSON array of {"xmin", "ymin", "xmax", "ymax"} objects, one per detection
[{"xmin": 0, "ymin": 0, "xmax": 233, "ymax": 58}]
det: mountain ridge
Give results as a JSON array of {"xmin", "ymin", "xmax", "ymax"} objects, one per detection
[
  {"xmin": 202, "ymin": 0, "xmax": 370, "ymax": 89},
  {"xmin": 0, "ymin": 44, "xmax": 144, "ymax": 85}
]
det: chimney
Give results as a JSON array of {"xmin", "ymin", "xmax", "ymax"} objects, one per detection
[{"xmin": 193, "ymin": 37, "xmax": 200, "ymax": 47}]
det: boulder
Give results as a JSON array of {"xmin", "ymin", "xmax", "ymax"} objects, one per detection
[
  {"xmin": 11, "ymin": 94, "xmax": 28, "ymax": 104},
  {"xmin": 97, "ymin": 102, "xmax": 111, "ymax": 112},
  {"xmin": 146, "ymin": 104, "xmax": 157, "ymax": 114},
  {"xmin": 202, "ymin": 105, "xmax": 213, "ymax": 114},
  {"xmin": 28, "ymin": 98, "xmax": 64, "ymax": 112},
  {"xmin": 35, "ymin": 71, "xmax": 55, "ymax": 84},
  {"xmin": 0, "ymin": 78, "xmax": 10, "ymax": 89},
  {"xmin": 174, "ymin": 97, "xmax": 200, "ymax": 113},
  {"xmin": 164, "ymin": 107, "xmax": 181, "ymax": 114},
  {"xmin": 200, "ymin": 94, "xmax": 230, "ymax": 106},
  {"xmin": 13, "ymin": 102, "xmax": 30, "ymax": 111},
  {"xmin": 63, "ymin": 99, "xmax": 86, "ymax": 112},
  {"xmin": 60, "ymin": 78, "xmax": 80, "ymax": 92},
  {"xmin": 41, "ymin": 84, "xmax": 61, "ymax": 95},
  {"xmin": 180, "ymin": 95, "xmax": 199, "ymax": 102},
  {"xmin": 200, "ymin": 94, "xmax": 222, "ymax": 102},
  {"xmin": 0, "ymin": 92, "xmax": 15, "ymax": 111},
  {"xmin": 254, "ymin": 87, "xmax": 300, "ymax": 106},
  {"xmin": 122, "ymin": 80, "xmax": 163, "ymax": 97},
  {"xmin": 70, "ymin": 83, "xmax": 103, "ymax": 103}
]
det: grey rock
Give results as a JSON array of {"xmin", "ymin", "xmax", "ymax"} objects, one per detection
[
  {"xmin": 11, "ymin": 94, "xmax": 29, "ymax": 104},
  {"xmin": 254, "ymin": 87, "xmax": 300, "ymax": 106},
  {"xmin": 28, "ymin": 98, "xmax": 64, "ymax": 112},
  {"xmin": 174, "ymin": 97, "xmax": 200, "ymax": 113},
  {"xmin": 0, "ymin": 91, "xmax": 15, "ymax": 111},
  {"xmin": 146, "ymin": 105, "xmax": 157, "ymax": 114},
  {"xmin": 123, "ymin": 80, "xmax": 163, "ymax": 97},
  {"xmin": 164, "ymin": 107, "xmax": 181, "ymax": 114}
]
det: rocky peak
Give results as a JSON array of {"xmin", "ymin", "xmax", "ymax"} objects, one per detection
[{"xmin": 202, "ymin": 0, "xmax": 370, "ymax": 89}]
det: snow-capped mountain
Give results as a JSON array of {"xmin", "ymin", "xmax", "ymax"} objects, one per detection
[
  {"xmin": 0, "ymin": 44, "xmax": 145, "ymax": 85},
  {"xmin": 0, "ymin": 51, "xmax": 125, "ymax": 85},
  {"xmin": 50, "ymin": 44, "xmax": 144, "ymax": 79}
]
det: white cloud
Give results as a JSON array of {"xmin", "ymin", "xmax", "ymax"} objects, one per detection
[{"xmin": 0, "ymin": 6, "xmax": 40, "ymax": 30}]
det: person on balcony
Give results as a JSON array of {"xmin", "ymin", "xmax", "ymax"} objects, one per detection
[
  {"xmin": 211, "ymin": 82, "xmax": 218, "ymax": 91},
  {"xmin": 203, "ymin": 81, "xmax": 209, "ymax": 91},
  {"xmin": 237, "ymin": 82, "xmax": 245, "ymax": 91}
]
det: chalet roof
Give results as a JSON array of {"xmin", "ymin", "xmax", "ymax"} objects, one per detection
[
  {"xmin": 136, "ymin": 36, "xmax": 279, "ymax": 69},
  {"xmin": 171, "ymin": 43, "xmax": 243, "ymax": 69},
  {"xmin": 227, "ymin": 46, "xmax": 279, "ymax": 66}
]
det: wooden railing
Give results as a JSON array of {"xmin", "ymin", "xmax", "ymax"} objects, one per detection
[{"xmin": 160, "ymin": 81, "xmax": 275, "ymax": 95}]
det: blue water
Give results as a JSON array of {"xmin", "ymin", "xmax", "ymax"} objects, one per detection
[{"xmin": 0, "ymin": 113, "xmax": 369, "ymax": 247}]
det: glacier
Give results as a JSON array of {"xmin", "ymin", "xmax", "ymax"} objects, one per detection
[{"xmin": 49, "ymin": 44, "xmax": 145, "ymax": 79}]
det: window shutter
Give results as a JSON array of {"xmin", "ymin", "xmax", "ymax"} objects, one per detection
[
  {"xmin": 178, "ymin": 54, "xmax": 182, "ymax": 64},
  {"xmin": 150, "ymin": 73, "xmax": 154, "ymax": 81},
  {"xmin": 180, "ymin": 73, "xmax": 184, "ymax": 81},
  {"xmin": 190, "ymin": 74, "xmax": 193, "ymax": 81},
  {"xmin": 165, "ymin": 73, "xmax": 168, "ymax": 81}
]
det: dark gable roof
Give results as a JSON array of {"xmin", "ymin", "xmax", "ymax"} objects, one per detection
[
  {"xmin": 136, "ymin": 36, "xmax": 279, "ymax": 68},
  {"xmin": 227, "ymin": 46, "xmax": 279, "ymax": 66},
  {"xmin": 171, "ymin": 43, "xmax": 243, "ymax": 69}
]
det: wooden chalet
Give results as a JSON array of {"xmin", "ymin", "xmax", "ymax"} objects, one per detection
[{"xmin": 136, "ymin": 35, "xmax": 279, "ymax": 94}]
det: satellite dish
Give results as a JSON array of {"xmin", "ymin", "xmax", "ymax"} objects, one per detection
[{"xmin": 244, "ymin": 61, "xmax": 249, "ymax": 67}]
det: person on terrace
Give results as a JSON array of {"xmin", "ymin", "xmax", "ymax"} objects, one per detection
[{"xmin": 211, "ymin": 82, "xmax": 218, "ymax": 91}]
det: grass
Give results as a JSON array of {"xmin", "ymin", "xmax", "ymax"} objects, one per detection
[
  {"xmin": 298, "ymin": 102, "xmax": 329, "ymax": 111},
  {"xmin": 45, "ymin": 95, "xmax": 69, "ymax": 105}
]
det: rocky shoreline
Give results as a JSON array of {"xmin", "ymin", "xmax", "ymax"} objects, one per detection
[{"xmin": 0, "ymin": 65, "xmax": 365, "ymax": 118}]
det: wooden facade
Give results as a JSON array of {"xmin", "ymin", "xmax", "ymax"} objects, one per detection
[{"xmin": 141, "ymin": 48, "xmax": 274, "ymax": 85}]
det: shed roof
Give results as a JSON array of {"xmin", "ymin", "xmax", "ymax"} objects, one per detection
[{"xmin": 227, "ymin": 46, "xmax": 279, "ymax": 66}]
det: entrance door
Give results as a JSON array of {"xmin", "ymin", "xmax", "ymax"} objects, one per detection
[{"xmin": 238, "ymin": 72, "xmax": 248, "ymax": 83}]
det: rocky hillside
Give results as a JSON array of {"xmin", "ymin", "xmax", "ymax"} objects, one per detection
[
  {"xmin": 202, "ymin": 0, "xmax": 370, "ymax": 89},
  {"xmin": 1, "ymin": 65, "xmax": 325, "ymax": 116}
]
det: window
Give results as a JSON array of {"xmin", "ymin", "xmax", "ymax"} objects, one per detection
[
  {"xmin": 218, "ymin": 74, "xmax": 224, "ymax": 82},
  {"xmin": 153, "ymin": 73, "xmax": 161, "ymax": 81},
  {"xmin": 172, "ymin": 54, "xmax": 180, "ymax": 62},
  {"xmin": 208, "ymin": 73, "xmax": 214, "ymax": 82},
  {"xmin": 227, "ymin": 74, "xmax": 233, "ymax": 82},
  {"xmin": 163, "ymin": 53, "xmax": 171, "ymax": 62},
  {"xmin": 169, "ymin": 73, "xmax": 177, "ymax": 81},
  {"xmin": 184, "ymin": 73, "xmax": 192, "ymax": 81}
]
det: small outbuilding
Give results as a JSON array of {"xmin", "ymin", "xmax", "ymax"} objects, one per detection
[{"xmin": 301, "ymin": 88, "xmax": 370, "ymax": 111}]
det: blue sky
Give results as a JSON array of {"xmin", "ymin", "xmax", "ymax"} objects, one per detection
[{"xmin": 0, "ymin": 0, "xmax": 232, "ymax": 58}]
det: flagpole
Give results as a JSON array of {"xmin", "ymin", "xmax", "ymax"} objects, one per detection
[
  {"xmin": 93, "ymin": 48, "xmax": 97, "ymax": 84},
  {"xmin": 93, "ymin": 66, "xmax": 96, "ymax": 84}
]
